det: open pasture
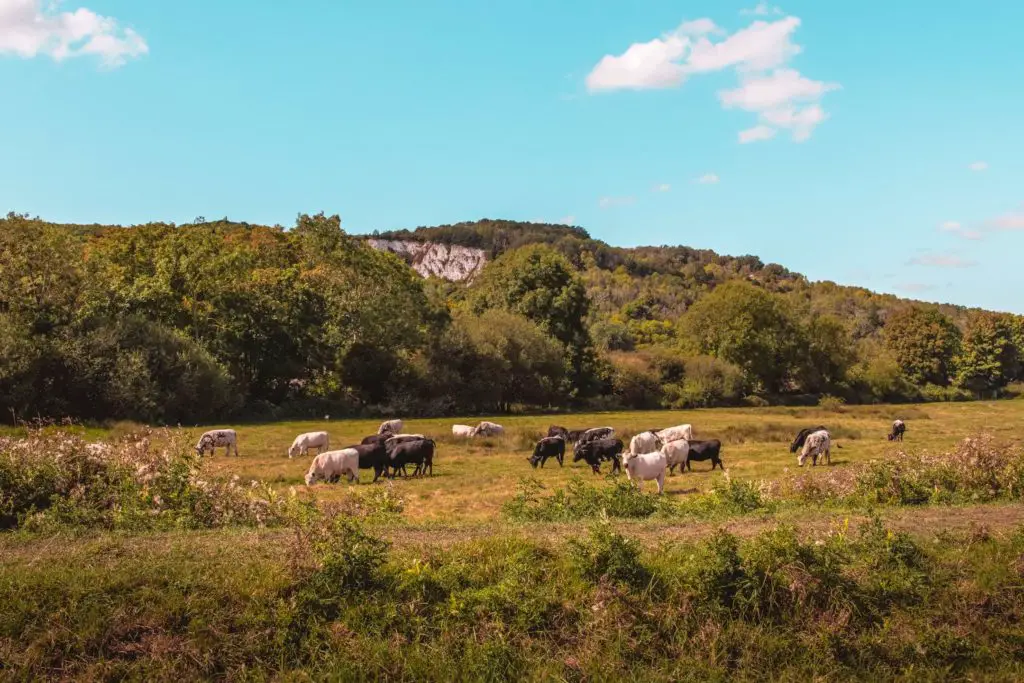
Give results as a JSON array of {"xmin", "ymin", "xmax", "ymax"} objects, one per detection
[{"xmin": 86, "ymin": 400, "xmax": 1024, "ymax": 523}]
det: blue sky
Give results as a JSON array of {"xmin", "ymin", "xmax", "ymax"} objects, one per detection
[{"xmin": 2, "ymin": 1, "xmax": 1023, "ymax": 313}]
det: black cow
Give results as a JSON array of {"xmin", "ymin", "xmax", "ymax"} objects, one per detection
[
  {"xmin": 529, "ymin": 437, "xmax": 565, "ymax": 469},
  {"xmin": 390, "ymin": 439, "xmax": 435, "ymax": 477},
  {"xmin": 790, "ymin": 426, "xmax": 827, "ymax": 453},
  {"xmin": 547, "ymin": 425, "xmax": 570, "ymax": 440},
  {"xmin": 684, "ymin": 439, "xmax": 723, "ymax": 471},
  {"xmin": 361, "ymin": 434, "xmax": 389, "ymax": 446},
  {"xmin": 350, "ymin": 441, "xmax": 388, "ymax": 482},
  {"xmin": 888, "ymin": 420, "xmax": 906, "ymax": 442},
  {"xmin": 566, "ymin": 429, "xmax": 585, "ymax": 443},
  {"xmin": 573, "ymin": 438, "xmax": 623, "ymax": 475}
]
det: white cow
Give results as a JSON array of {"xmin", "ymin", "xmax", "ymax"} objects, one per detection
[
  {"xmin": 288, "ymin": 431, "xmax": 330, "ymax": 459},
  {"xmin": 378, "ymin": 419, "xmax": 403, "ymax": 435},
  {"xmin": 798, "ymin": 430, "xmax": 831, "ymax": 467},
  {"xmin": 473, "ymin": 421, "xmax": 505, "ymax": 437},
  {"xmin": 656, "ymin": 424, "xmax": 693, "ymax": 443},
  {"xmin": 452, "ymin": 424, "xmax": 475, "ymax": 437},
  {"xmin": 623, "ymin": 450, "xmax": 668, "ymax": 494},
  {"xmin": 195, "ymin": 429, "xmax": 239, "ymax": 457},
  {"xmin": 629, "ymin": 431, "xmax": 662, "ymax": 457},
  {"xmin": 304, "ymin": 448, "xmax": 360, "ymax": 485},
  {"xmin": 661, "ymin": 439, "xmax": 690, "ymax": 475}
]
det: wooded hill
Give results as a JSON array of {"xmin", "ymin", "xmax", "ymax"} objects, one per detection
[{"xmin": 1, "ymin": 211, "xmax": 1020, "ymax": 424}]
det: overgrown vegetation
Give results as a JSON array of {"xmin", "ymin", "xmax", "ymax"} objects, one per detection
[
  {"xmin": 4, "ymin": 214, "xmax": 1024, "ymax": 422},
  {"xmin": 4, "ymin": 507, "xmax": 1023, "ymax": 680}
]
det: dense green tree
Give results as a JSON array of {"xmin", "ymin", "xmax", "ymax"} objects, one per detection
[
  {"xmin": 954, "ymin": 314, "xmax": 1019, "ymax": 396},
  {"xmin": 884, "ymin": 308, "xmax": 961, "ymax": 386},
  {"xmin": 681, "ymin": 281, "xmax": 807, "ymax": 393}
]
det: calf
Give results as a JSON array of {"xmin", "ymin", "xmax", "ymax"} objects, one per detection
[
  {"xmin": 305, "ymin": 449, "xmax": 359, "ymax": 485},
  {"xmin": 389, "ymin": 439, "xmax": 435, "ymax": 478},
  {"xmin": 547, "ymin": 425, "xmax": 570, "ymax": 440},
  {"xmin": 378, "ymin": 419, "xmax": 403, "ymax": 435},
  {"xmin": 288, "ymin": 431, "xmax": 330, "ymax": 459},
  {"xmin": 790, "ymin": 426, "xmax": 827, "ymax": 453},
  {"xmin": 473, "ymin": 421, "xmax": 505, "ymax": 437},
  {"xmin": 684, "ymin": 439, "xmax": 723, "ymax": 471},
  {"xmin": 529, "ymin": 437, "xmax": 565, "ymax": 469},
  {"xmin": 573, "ymin": 438, "xmax": 624, "ymax": 475},
  {"xmin": 661, "ymin": 439, "xmax": 690, "ymax": 475},
  {"xmin": 623, "ymin": 450, "xmax": 668, "ymax": 494},
  {"xmin": 195, "ymin": 429, "xmax": 238, "ymax": 457},
  {"xmin": 888, "ymin": 420, "xmax": 906, "ymax": 442},
  {"xmin": 798, "ymin": 430, "xmax": 831, "ymax": 467}
]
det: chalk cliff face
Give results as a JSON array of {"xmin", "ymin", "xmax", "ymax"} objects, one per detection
[{"xmin": 367, "ymin": 239, "xmax": 487, "ymax": 282}]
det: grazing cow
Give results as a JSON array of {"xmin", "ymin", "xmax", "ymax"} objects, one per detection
[
  {"xmin": 350, "ymin": 441, "xmax": 389, "ymax": 482},
  {"xmin": 656, "ymin": 424, "xmax": 693, "ymax": 443},
  {"xmin": 573, "ymin": 438, "xmax": 624, "ymax": 475},
  {"xmin": 452, "ymin": 424, "xmax": 475, "ymax": 438},
  {"xmin": 579, "ymin": 427, "xmax": 614, "ymax": 444},
  {"xmin": 361, "ymin": 434, "xmax": 389, "ymax": 446},
  {"xmin": 628, "ymin": 431, "xmax": 662, "ymax": 457},
  {"xmin": 473, "ymin": 421, "xmax": 505, "ymax": 437},
  {"xmin": 288, "ymin": 431, "xmax": 330, "ymax": 459},
  {"xmin": 888, "ymin": 420, "xmax": 906, "ymax": 442},
  {"xmin": 304, "ymin": 449, "xmax": 359, "ymax": 485},
  {"xmin": 389, "ymin": 438, "xmax": 435, "ymax": 478},
  {"xmin": 529, "ymin": 437, "xmax": 565, "ymax": 469},
  {"xmin": 378, "ymin": 419, "xmax": 403, "ymax": 436},
  {"xmin": 661, "ymin": 439, "xmax": 690, "ymax": 475},
  {"xmin": 547, "ymin": 425, "xmax": 570, "ymax": 440},
  {"xmin": 684, "ymin": 439, "xmax": 724, "ymax": 471},
  {"xmin": 195, "ymin": 429, "xmax": 238, "ymax": 457},
  {"xmin": 790, "ymin": 426, "xmax": 828, "ymax": 453},
  {"xmin": 622, "ymin": 450, "xmax": 668, "ymax": 494},
  {"xmin": 798, "ymin": 430, "xmax": 831, "ymax": 467}
]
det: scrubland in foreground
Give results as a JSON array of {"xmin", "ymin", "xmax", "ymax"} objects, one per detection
[{"xmin": 2, "ymin": 401, "xmax": 1024, "ymax": 681}]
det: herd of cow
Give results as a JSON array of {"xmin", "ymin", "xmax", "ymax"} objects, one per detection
[{"xmin": 190, "ymin": 417, "xmax": 909, "ymax": 493}]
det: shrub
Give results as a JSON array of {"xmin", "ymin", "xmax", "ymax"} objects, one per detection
[
  {"xmin": 568, "ymin": 517, "xmax": 650, "ymax": 588},
  {"xmin": 817, "ymin": 394, "xmax": 846, "ymax": 412}
]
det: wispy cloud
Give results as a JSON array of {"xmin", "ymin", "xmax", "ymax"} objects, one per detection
[
  {"xmin": 585, "ymin": 13, "xmax": 837, "ymax": 143},
  {"xmin": 968, "ymin": 161, "xmax": 988, "ymax": 172},
  {"xmin": 598, "ymin": 196, "xmax": 636, "ymax": 209},
  {"xmin": 696, "ymin": 173, "xmax": 720, "ymax": 184},
  {"xmin": 938, "ymin": 221, "xmax": 982, "ymax": 240},
  {"xmin": 991, "ymin": 211, "xmax": 1024, "ymax": 231},
  {"xmin": 652, "ymin": 183, "xmax": 671, "ymax": 192},
  {"xmin": 558, "ymin": 215, "xmax": 577, "ymax": 225},
  {"xmin": 907, "ymin": 252, "xmax": 977, "ymax": 268},
  {"xmin": 0, "ymin": 0, "xmax": 147, "ymax": 67},
  {"xmin": 741, "ymin": 2, "xmax": 784, "ymax": 16}
]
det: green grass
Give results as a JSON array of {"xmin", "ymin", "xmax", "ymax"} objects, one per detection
[{"xmin": 3, "ymin": 401, "xmax": 1024, "ymax": 680}]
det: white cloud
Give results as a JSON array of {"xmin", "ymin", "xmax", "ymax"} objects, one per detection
[
  {"xmin": 696, "ymin": 173, "xmax": 720, "ymax": 184},
  {"xmin": 907, "ymin": 252, "xmax": 978, "ymax": 268},
  {"xmin": 597, "ymin": 196, "xmax": 635, "ymax": 209},
  {"xmin": 968, "ymin": 161, "xmax": 988, "ymax": 172},
  {"xmin": 0, "ymin": 0, "xmax": 147, "ymax": 67},
  {"xmin": 585, "ymin": 15, "xmax": 836, "ymax": 142},
  {"xmin": 652, "ymin": 183, "xmax": 671, "ymax": 192},
  {"xmin": 738, "ymin": 124, "xmax": 777, "ymax": 143},
  {"xmin": 938, "ymin": 220, "xmax": 982, "ymax": 240},
  {"xmin": 992, "ymin": 212, "xmax": 1024, "ymax": 231},
  {"xmin": 741, "ymin": 2, "xmax": 783, "ymax": 16}
]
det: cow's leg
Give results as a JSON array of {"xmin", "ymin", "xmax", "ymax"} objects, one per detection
[
  {"xmin": 656, "ymin": 472, "xmax": 665, "ymax": 495},
  {"xmin": 557, "ymin": 453, "xmax": 564, "ymax": 467}
]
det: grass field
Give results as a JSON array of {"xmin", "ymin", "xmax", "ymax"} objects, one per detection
[
  {"xmin": 4, "ymin": 401, "xmax": 1024, "ymax": 680},
  {"xmin": 105, "ymin": 399, "xmax": 1024, "ymax": 523}
]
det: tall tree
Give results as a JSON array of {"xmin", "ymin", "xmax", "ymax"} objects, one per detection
[
  {"xmin": 884, "ymin": 307, "xmax": 961, "ymax": 386},
  {"xmin": 954, "ymin": 313, "xmax": 1019, "ymax": 396}
]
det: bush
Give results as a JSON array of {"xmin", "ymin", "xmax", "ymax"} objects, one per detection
[
  {"xmin": 0, "ymin": 428, "xmax": 287, "ymax": 531},
  {"xmin": 817, "ymin": 394, "xmax": 847, "ymax": 412},
  {"xmin": 568, "ymin": 517, "xmax": 650, "ymax": 588}
]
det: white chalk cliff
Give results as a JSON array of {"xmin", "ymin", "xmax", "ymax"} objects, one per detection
[{"xmin": 367, "ymin": 239, "xmax": 487, "ymax": 282}]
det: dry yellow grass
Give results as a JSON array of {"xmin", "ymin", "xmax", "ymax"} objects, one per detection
[{"xmin": 71, "ymin": 400, "xmax": 1024, "ymax": 523}]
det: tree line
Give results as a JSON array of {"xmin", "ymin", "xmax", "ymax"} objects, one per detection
[{"xmin": 2, "ymin": 212, "xmax": 1021, "ymax": 424}]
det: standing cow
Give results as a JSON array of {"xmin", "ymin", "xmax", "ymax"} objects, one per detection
[{"xmin": 195, "ymin": 429, "xmax": 239, "ymax": 457}]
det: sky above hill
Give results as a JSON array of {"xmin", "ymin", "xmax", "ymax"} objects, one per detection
[{"xmin": 2, "ymin": 0, "xmax": 1022, "ymax": 312}]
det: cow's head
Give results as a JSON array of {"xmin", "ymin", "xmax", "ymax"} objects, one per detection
[{"xmin": 288, "ymin": 444, "xmax": 301, "ymax": 457}]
